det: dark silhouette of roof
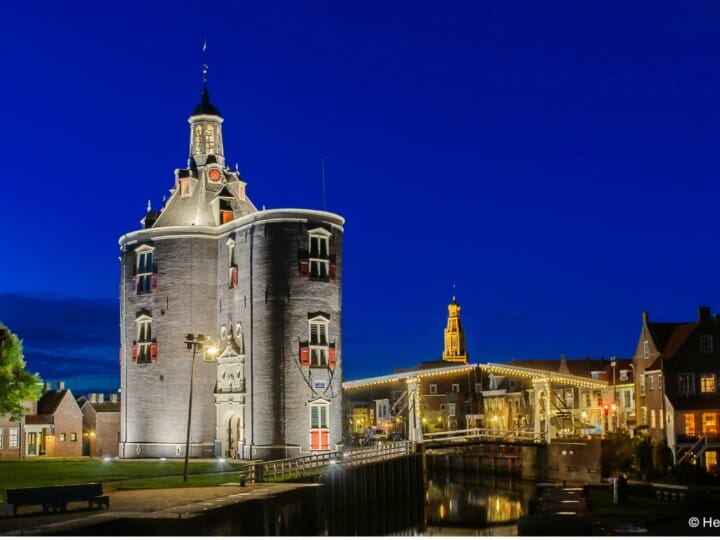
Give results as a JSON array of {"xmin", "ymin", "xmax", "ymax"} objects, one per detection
[
  {"xmin": 37, "ymin": 390, "xmax": 70, "ymax": 415},
  {"xmin": 192, "ymin": 87, "xmax": 221, "ymax": 116}
]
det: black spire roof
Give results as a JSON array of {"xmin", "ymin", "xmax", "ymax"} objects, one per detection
[{"xmin": 192, "ymin": 86, "xmax": 221, "ymax": 117}]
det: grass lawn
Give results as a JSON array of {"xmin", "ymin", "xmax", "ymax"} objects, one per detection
[
  {"xmin": 585, "ymin": 486, "xmax": 688, "ymax": 526},
  {"xmin": 0, "ymin": 458, "xmax": 248, "ymax": 495}
]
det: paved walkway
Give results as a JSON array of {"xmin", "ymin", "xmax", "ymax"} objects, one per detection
[{"xmin": 0, "ymin": 483, "xmax": 306, "ymax": 536}]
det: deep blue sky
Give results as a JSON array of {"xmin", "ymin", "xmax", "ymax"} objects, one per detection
[{"xmin": 1, "ymin": 1, "xmax": 719, "ymax": 392}]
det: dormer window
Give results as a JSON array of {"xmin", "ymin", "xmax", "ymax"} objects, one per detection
[
  {"xmin": 133, "ymin": 246, "xmax": 158, "ymax": 294},
  {"xmin": 620, "ymin": 370, "xmax": 629, "ymax": 381},
  {"xmin": 219, "ymin": 199, "xmax": 233, "ymax": 224}
]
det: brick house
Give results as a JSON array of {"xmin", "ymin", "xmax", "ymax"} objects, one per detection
[
  {"xmin": 78, "ymin": 393, "xmax": 121, "ymax": 457},
  {"xmin": 34, "ymin": 382, "xmax": 83, "ymax": 458},
  {"xmin": 0, "ymin": 400, "xmax": 34, "ymax": 459}
]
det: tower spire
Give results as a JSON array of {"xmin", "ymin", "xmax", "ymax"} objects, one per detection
[{"xmin": 442, "ymin": 292, "xmax": 467, "ymax": 364}]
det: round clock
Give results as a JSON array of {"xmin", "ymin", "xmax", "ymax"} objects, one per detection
[{"xmin": 208, "ymin": 168, "xmax": 222, "ymax": 182}]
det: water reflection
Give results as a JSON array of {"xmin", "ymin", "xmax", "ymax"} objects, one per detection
[{"xmin": 425, "ymin": 470, "xmax": 535, "ymax": 534}]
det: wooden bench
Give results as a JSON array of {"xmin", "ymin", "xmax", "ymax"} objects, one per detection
[{"xmin": 3, "ymin": 483, "xmax": 109, "ymax": 515}]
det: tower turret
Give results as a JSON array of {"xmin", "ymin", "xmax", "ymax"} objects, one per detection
[{"xmin": 442, "ymin": 294, "xmax": 468, "ymax": 363}]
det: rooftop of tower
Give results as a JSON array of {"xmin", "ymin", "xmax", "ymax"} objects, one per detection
[{"xmin": 192, "ymin": 86, "xmax": 221, "ymax": 117}]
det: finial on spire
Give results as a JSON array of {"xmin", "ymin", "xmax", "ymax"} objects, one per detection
[
  {"xmin": 147, "ymin": 199, "xmax": 152, "ymax": 212},
  {"xmin": 452, "ymin": 283, "xmax": 457, "ymax": 302}
]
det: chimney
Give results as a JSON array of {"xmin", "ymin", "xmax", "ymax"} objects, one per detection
[
  {"xmin": 89, "ymin": 393, "xmax": 97, "ymax": 403},
  {"xmin": 57, "ymin": 381, "xmax": 65, "ymax": 391},
  {"xmin": 699, "ymin": 306, "xmax": 711, "ymax": 321},
  {"xmin": 98, "ymin": 393, "xmax": 104, "ymax": 403},
  {"xmin": 110, "ymin": 393, "xmax": 118, "ymax": 403},
  {"xmin": 43, "ymin": 382, "xmax": 51, "ymax": 393}
]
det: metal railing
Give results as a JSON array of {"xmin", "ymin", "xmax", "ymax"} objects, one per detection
[
  {"xmin": 252, "ymin": 441, "xmax": 414, "ymax": 482},
  {"xmin": 677, "ymin": 435, "xmax": 708, "ymax": 465},
  {"xmin": 422, "ymin": 427, "xmax": 546, "ymax": 445}
]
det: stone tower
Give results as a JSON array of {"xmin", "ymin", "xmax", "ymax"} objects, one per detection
[
  {"xmin": 119, "ymin": 80, "xmax": 344, "ymax": 460},
  {"xmin": 442, "ymin": 295, "xmax": 467, "ymax": 364}
]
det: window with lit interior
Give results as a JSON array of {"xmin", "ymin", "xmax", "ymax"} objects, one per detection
[{"xmin": 700, "ymin": 373, "xmax": 716, "ymax": 393}]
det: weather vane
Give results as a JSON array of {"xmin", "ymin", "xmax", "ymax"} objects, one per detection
[{"xmin": 202, "ymin": 39, "xmax": 208, "ymax": 85}]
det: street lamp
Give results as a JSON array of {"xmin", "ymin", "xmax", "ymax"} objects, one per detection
[{"xmin": 183, "ymin": 333, "xmax": 218, "ymax": 483}]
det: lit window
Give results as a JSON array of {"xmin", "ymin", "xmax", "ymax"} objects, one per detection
[
  {"xmin": 703, "ymin": 412, "xmax": 718, "ymax": 435},
  {"xmin": 430, "ymin": 384, "xmax": 437, "ymax": 395},
  {"xmin": 684, "ymin": 413, "xmax": 696, "ymax": 435},
  {"xmin": 134, "ymin": 246, "xmax": 157, "ymax": 294},
  {"xmin": 448, "ymin": 403, "xmax": 456, "ymax": 417},
  {"xmin": 623, "ymin": 390, "xmax": 631, "ymax": 408},
  {"xmin": 70, "ymin": 433, "xmax": 77, "ymax": 442},
  {"xmin": 620, "ymin": 370, "xmax": 628, "ymax": 381},
  {"xmin": 60, "ymin": 433, "xmax": 66, "ymax": 442},
  {"xmin": 643, "ymin": 340, "xmax": 649, "ymax": 359},
  {"xmin": 639, "ymin": 374, "xmax": 646, "ymax": 396},
  {"xmin": 700, "ymin": 335, "xmax": 714, "ymax": 353},
  {"xmin": 640, "ymin": 407, "xmax": 647, "ymax": 426},
  {"xmin": 700, "ymin": 374, "xmax": 716, "ymax": 393},
  {"xmin": 8, "ymin": 428, "xmax": 18, "ymax": 448},
  {"xmin": 650, "ymin": 409, "xmax": 656, "ymax": 428},
  {"xmin": 678, "ymin": 373, "xmax": 696, "ymax": 395}
]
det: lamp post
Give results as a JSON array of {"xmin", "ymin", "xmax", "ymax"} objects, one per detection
[{"xmin": 183, "ymin": 333, "xmax": 217, "ymax": 483}]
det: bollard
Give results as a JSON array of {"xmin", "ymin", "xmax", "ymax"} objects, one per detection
[{"xmin": 612, "ymin": 475, "xmax": 627, "ymax": 505}]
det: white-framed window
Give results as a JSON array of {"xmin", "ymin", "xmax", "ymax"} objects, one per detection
[
  {"xmin": 135, "ymin": 314, "xmax": 154, "ymax": 363},
  {"xmin": 620, "ymin": 370, "xmax": 628, "ymax": 381},
  {"xmin": 643, "ymin": 340, "xmax": 649, "ymax": 359},
  {"xmin": 623, "ymin": 390, "xmax": 631, "ymax": 408},
  {"xmin": 448, "ymin": 403, "xmax": 456, "ymax": 417},
  {"xmin": 0, "ymin": 428, "xmax": 4, "ymax": 449},
  {"xmin": 8, "ymin": 428, "xmax": 18, "ymax": 448},
  {"xmin": 70, "ymin": 433, "xmax": 77, "ymax": 442},
  {"xmin": 700, "ymin": 373, "xmax": 716, "ymax": 393},
  {"xmin": 451, "ymin": 384, "xmax": 460, "ymax": 393},
  {"xmin": 700, "ymin": 335, "xmax": 714, "ymax": 353},
  {"xmin": 648, "ymin": 375, "xmax": 654, "ymax": 391},
  {"xmin": 678, "ymin": 373, "xmax": 696, "ymax": 395},
  {"xmin": 639, "ymin": 374, "xmax": 646, "ymax": 396},
  {"xmin": 134, "ymin": 246, "xmax": 156, "ymax": 293},
  {"xmin": 430, "ymin": 384, "xmax": 437, "ymax": 395},
  {"xmin": 309, "ymin": 228, "xmax": 330, "ymax": 279},
  {"xmin": 309, "ymin": 316, "xmax": 329, "ymax": 367},
  {"xmin": 650, "ymin": 409, "xmax": 656, "ymax": 428},
  {"xmin": 640, "ymin": 406, "xmax": 648, "ymax": 426},
  {"xmin": 59, "ymin": 433, "xmax": 66, "ymax": 442},
  {"xmin": 309, "ymin": 400, "xmax": 329, "ymax": 450}
]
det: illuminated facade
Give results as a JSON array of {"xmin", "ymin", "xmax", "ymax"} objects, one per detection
[
  {"xmin": 442, "ymin": 295, "xmax": 467, "ymax": 364},
  {"xmin": 119, "ymin": 80, "xmax": 344, "ymax": 459}
]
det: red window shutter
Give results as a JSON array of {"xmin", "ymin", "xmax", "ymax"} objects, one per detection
[
  {"xmin": 151, "ymin": 273, "xmax": 159, "ymax": 292},
  {"xmin": 131, "ymin": 344, "xmax": 138, "ymax": 363},
  {"xmin": 150, "ymin": 342, "xmax": 158, "ymax": 361},
  {"xmin": 131, "ymin": 276, "xmax": 137, "ymax": 294},
  {"xmin": 321, "ymin": 431, "xmax": 329, "ymax": 450},
  {"xmin": 300, "ymin": 345, "xmax": 310, "ymax": 366},
  {"xmin": 221, "ymin": 210, "xmax": 233, "ymax": 224},
  {"xmin": 329, "ymin": 262, "xmax": 336, "ymax": 281},
  {"xmin": 328, "ymin": 344, "xmax": 336, "ymax": 368},
  {"xmin": 231, "ymin": 266, "xmax": 238, "ymax": 288},
  {"xmin": 310, "ymin": 431, "xmax": 320, "ymax": 450},
  {"xmin": 299, "ymin": 258, "xmax": 309, "ymax": 277}
]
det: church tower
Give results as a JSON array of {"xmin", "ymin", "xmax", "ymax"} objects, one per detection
[
  {"xmin": 119, "ymin": 70, "xmax": 344, "ymax": 460},
  {"xmin": 442, "ymin": 294, "xmax": 467, "ymax": 364}
]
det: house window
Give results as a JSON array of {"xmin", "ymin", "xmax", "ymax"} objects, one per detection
[
  {"xmin": 133, "ymin": 314, "xmax": 156, "ymax": 363},
  {"xmin": 564, "ymin": 389, "xmax": 574, "ymax": 407},
  {"xmin": 700, "ymin": 374, "xmax": 716, "ymax": 393},
  {"xmin": 640, "ymin": 406, "xmax": 647, "ymax": 426},
  {"xmin": 8, "ymin": 428, "xmax": 18, "ymax": 448},
  {"xmin": 219, "ymin": 199, "xmax": 233, "ymax": 224},
  {"xmin": 309, "ymin": 401, "xmax": 329, "ymax": 450},
  {"xmin": 650, "ymin": 409, "xmax": 656, "ymax": 428},
  {"xmin": 179, "ymin": 179, "xmax": 192, "ymax": 198},
  {"xmin": 700, "ymin": 335, "xmax": 714, "ymax": 353},
  {"xmin": 619, "ymin": 370, "xmax": 628, "ymax": 381},
  {"xmin": 583, "ymin": 391, "xmax": 591, "ymax": 408},
  {"xmin": 678, "ymin": 373, "xmax": 696, "ymax": 395},
  {"xmin": 684, "ymin": 413, "xmax": 697, "ymax": 436},
  {"xmin": 639, "ymin": 374, "xmax": 646, "ymax": 396},
  {"xmin": 648, "ymin": 375, "xmax": 654, "ymax": 391},
  {"xmin": 659, "ymin": 411, "xmax": 664, "ymax": 429},
  {"xmin": 308, "ymin": 228, "xmax": 331, "ymax": 279},
  {"xmin": 60, "ymin": 433, "xmax": 66, "ymax": 442},
  {"xmin": 508, "ymin": 379, "xmax": 517, "ymax": 391},
  {"xmin": 451, "ymin": 384, "xmax": 460, "ymax": 394},
  {"xmin": 643, "ymin": 340, "xmax": 649, "ymax": 359},
  {"xmin": 703, "ymin": 413, "xmax": 719, "ymax": 435},
  {"xmin": 430, "ymin": 384, "xmax": 437, "ymax": 395},
  {"xmin": 70, "ymin": 433, "xmax": 77, "ymax": 442},
  {"xmin": 134, "ymin": 246, "xmax": 157, "ymax": 294},
  {"xmin": 0, "ymin": 428, "xmax": 3, "ymax": 449},
  {"xmin": 623, "ymin": 390, "xmax": 631, "ymax": 408},
  {"xmin": 448, "ymin": 403, "xmax": 456, "ymax": 417}
]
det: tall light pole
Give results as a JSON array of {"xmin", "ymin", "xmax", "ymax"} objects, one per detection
[{"xmin": 183, "ymin": 334, "xmax": 217, "ymax": 483}]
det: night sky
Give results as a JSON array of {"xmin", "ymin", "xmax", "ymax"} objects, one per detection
[{"xmin": 1, "ymin": 1, "xmax": 719, "ymax": 393}]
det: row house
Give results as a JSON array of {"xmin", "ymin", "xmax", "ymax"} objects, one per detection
[
  {"xmin": 78, "ymin": 392, "xmax": 121, "ymax": 458},
  {"xmin": 635, "ymin": 307, "xmax": 720, "ymax": 471},
  {"xmin": 0, "ymin": 382, "xmax": 83, "ymax": 458}
]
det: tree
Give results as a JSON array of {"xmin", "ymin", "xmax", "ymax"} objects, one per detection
[{"xmin": 0, "ymin": 322, "xmax": 41, "ymax": 420}]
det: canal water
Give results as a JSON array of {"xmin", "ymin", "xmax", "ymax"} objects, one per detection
[{"xmin": 423, "ymin": 470, "xmax": 536, "ymax": 536}]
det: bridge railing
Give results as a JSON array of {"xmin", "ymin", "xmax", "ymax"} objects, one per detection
[
  {"xmin": 254, "ymin": 440, "xmax": 415, "ymax": 482},
  {"xmin": 422, "ymin": 427, "xmax": 545, "ymax": 445}
]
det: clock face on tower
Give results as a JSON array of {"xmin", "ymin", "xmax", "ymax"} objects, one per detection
[{"xmin": 208, "ymin": 168, "xmax": 222, "ymax": 182}]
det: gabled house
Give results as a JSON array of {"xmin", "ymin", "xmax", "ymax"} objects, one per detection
[
  {"xmin": 635, "ymin": 307, "xmax": 720, "ymax": 471},
  {"xmin": 30, "ymin": 382, "xmax": 83, "ymax": 458},
  {"xmin": 78, "ymin": 392, "xmax": 121, "ymax": 457}
]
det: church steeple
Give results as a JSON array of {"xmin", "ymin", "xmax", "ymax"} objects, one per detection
[
  {"xmin": 188, "ymin": 57, "xmax": 225, "ymax": 167},
  {"xmin": 442, "ymin": 293, "xmax": 468, "ymax": 364}
]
